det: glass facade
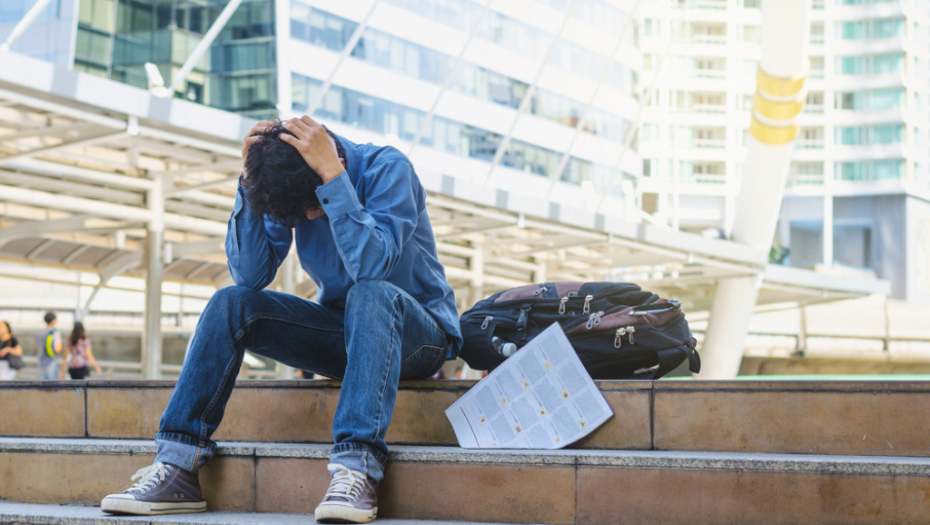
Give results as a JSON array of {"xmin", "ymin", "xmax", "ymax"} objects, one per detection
[
  {"xmin": 837, "ymin": 18, "xmax": 904, "ymax": 39},
  {"xmin": 288, "ymin": 2, "xmax": 633, "ymax": 143},
  {"xmin": 837, "ymin": 88, "xmax": 904, "ymax": 110},
  {"xmin": 291, "ymin": 73, "xmax": 625, "ymax": 189},
  {"xmin": 837, "ymin": 53, "xmax": 904, "ymax": 75},
  {"xmin": 835, "ymin": 159, "xmax": 904, "ymax": 181},
  {"xmin": 74, "ymin": 0, "xmax": 277, "ymax": 118},
  {"xmin": 2, "ymin": 0, "xmax": 60, "ymax": 24},
  {"xmin": 835, "ymin": 124, "xmax": 904, "ymax": 145}
]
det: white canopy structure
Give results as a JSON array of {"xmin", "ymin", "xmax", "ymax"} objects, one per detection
[{"xmin": 0, "ymin": 50, "xmax": 889, "ymax": 378}]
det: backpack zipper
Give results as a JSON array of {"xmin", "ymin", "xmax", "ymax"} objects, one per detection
[
  {"xmin": 481, "ymin": 316, "xmax": 493, "ymax": 330},
  {"xmin": 583, "ymin": 295, "xmax": 594, "ymax": 315},
  {"xmin": 559, "ymin": 297, "xmax": 569, "ymax": 314},
  {"xmin": 585, "ymin": 311, "xmax": 605, "ymax": 329},
  {"xmin": 614, "ymin": 326, "xmax": 636, "ymax": 348},
  {"xmin": 533, "ymin": 286, "xmax": 549, "ymax": 296}
]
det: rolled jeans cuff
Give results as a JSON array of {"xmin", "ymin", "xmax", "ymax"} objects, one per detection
[
  {"xmin": 155, "ymin": 432, "xmax": 216, "ymax": 473},
  {"xmin": 331, "ymin": 442, "xmax": 387, "ymax": 483}
]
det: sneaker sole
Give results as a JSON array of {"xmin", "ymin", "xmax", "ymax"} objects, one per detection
[
  {"xmin": 314, "ymin": 503, "xmax": 378, "ymax": 524},
  {"xmin": 101, "ymin": 497, "xmax": 207, "ymax": 516}
]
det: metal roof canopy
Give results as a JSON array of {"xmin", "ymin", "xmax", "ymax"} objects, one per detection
[{"xmin": 0, "ymin": 51, "xmax": 889, "ymax": 325}]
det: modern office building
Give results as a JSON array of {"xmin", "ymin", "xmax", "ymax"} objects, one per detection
[
  {"xmin": 1, "ymin": 0, "xmax": 642, "ymax": 216},
  {"xmin": 640, "ymin": 0, "xmax": 930, "ymax": 300}
]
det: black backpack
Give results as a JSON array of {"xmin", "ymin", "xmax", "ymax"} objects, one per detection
[{"xmin": 459, "ymin": 282, "xmax": 701, "ymax": 380}]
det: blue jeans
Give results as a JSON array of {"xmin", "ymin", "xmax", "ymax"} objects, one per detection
[
  {"xmin": 155, "ymin": 280, "xmax": 450, "ymax": 482},
  {"xmin": 38, "ymin": 359, "xmax": 59, "ymax": 380}
]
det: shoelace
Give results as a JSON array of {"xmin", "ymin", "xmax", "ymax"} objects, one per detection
[
  {"xmin": 324, "ymin": 463, "xmax": 367, "ymax": 501},
  {"xmin": 126, "ymin": 462, "xmax": 170, "ymax": 494}
]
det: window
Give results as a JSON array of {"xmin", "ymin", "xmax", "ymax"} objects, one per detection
[
  {"xmin": 838, "ymin": 18, "xmax": 903, "ymax": 40},
  {"xmin": 836, "ymin": 160, "xmax": 904, "ymax": 180},
  {"xmin": 836, "ymin": 89, "xmax": 904, "ymax": 110}
]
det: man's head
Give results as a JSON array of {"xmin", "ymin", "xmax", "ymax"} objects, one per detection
[
  {"xmin": 43, "ymin": 312, "xmax": 56, "ymax": 327},
  {"xmin": 242, "ymin": 122, "xmax": 346, "ymax": 227}
]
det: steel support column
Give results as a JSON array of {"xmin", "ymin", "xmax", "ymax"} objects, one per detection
[
  {"xmin": 142, "ymin": 174, "xmax": 166, "ymax": 379},
  {"xmin": 699, "ymin": 0, "xmax": 811, "ymax": 378}
]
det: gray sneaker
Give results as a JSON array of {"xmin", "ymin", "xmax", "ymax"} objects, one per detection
[
  {"xmin": 101, "ymin": 461, "xmax": 207, "ymax": 515},
  {"xmin": 314, "ymin": 463, "xmax": 378, "ymax": 524}
]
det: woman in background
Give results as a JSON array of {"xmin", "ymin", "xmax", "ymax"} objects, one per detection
[
  {"xmin": 0, "ymin": 321, "xmax": 23, "ymax": 380},
  {"xmin": 60, "ymin": 322, "xmax": 102, "ymax": 380}
]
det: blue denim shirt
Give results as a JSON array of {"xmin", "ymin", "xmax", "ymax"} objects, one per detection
[{"xmin": 225, "ymin": 135, "xmax": 463, "ymax": 358}]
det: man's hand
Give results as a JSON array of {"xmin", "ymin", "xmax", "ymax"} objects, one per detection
[
  {"xmin": 241, "ymin": 120, "xmax": 274, "ymax": 179},
  {"xmin": 281, "ymin": 116, "xmax": 345, "ymax": 183}
]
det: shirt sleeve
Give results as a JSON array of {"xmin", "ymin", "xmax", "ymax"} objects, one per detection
[
  {"xmin": 316, "ymin": 154, "xmax": 421, "ymax": 283},
  {"xmin": 226, "ymin": 181, "xmax": 293, "ymax": 289}
]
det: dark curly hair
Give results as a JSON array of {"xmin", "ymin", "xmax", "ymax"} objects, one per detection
[{"xmin": 242, "ymin": 122, "xmax": 346, "ymax": 227}]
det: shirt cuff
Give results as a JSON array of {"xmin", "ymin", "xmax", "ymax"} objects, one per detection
[{"xmin": 316, "ymin": 171, "xmax": 360, "ymax": 217}]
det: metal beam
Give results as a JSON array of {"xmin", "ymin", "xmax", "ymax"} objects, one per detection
[
  {"xmin": 0, "ymin": 214, "xmax": 97, "ymax": 245},
  {"xmin": 0, "ymin": 131, "xmax": 127, "ymax": 165},
  {"xmin": 167, "ymin": 238, "xmax": 225, "ymax": 260},
  {"xmin": 169, "ymin": 0, "xmax": 246, "ymax": 97},
  {"xmin": 407, "ymin": 0, "xmax": 493, "ymax": 155},
  {"xmin": 542, "ymin": 0, "xmax": 642, "ymax": 198},
  {"xmin": 0, "ymin": 0, "xmax": 56, "ymax": 53},
  {"xmin": 306, "ymin": 0, "xmax": 383, "ymax": 116},
  {"xmin": 483, "ymin": 0, "xmax": 581, "ymax": 185},
  {"xmin": 166, "ymin": 174, "xmax": 240, "ymax": 196},
  {"xmin": 24, "ymin": 238, "xmax": 55, "ymax": 259}
]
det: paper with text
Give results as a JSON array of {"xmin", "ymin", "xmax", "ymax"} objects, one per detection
[{"xmin": 445, "ymin": 323, "xmax": 613, "ymax": 449}]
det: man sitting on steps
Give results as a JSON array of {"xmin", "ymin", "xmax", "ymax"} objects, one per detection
[{"xmin": 100, "ymin": 116, "xmax": 462, "ymax": 524}]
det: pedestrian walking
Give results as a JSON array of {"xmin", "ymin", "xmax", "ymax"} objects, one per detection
[
  {"xmin": 35, "ymin": 312, "xmax": 62, "ymax": 381},
  {"xmin": 0, "ymin": 321, "xmax": 23, "ymax": 380},
  {"xmin": 59, "ymin": 322, "xmax": 101, "ymax": 380}
]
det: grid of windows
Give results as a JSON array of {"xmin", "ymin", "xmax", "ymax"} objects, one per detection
[
  {"xmin": 836, "ymin": 54, "xmax": 904, "ymax": 75},
  {"xmin": 837, "ymin": 18, "xmax": 904, "ymax": 39},
  {"xmin": 836, "ymin": 89, "xmax": 904, "ymax": 110},
  {"xmin": 291, "ymin": 73, "xmax": 625, "ymax": 186},
  {"xmin": 835, "ymin": 125, "xmax": 904, "ymax": 145},
  {"xmin": 288, "ymin": 3, "xmax": 632, "ymax": 143},
  {"xmin": 835, "ymin": 159, "xmax": 904, "ymax": 181},
  {"xmin": 1, "ymin": 0, "xmax": 60, "ymax": 24}
]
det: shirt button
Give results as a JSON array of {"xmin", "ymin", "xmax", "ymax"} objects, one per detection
[{"xmin": 322, "ymin": 198, "xmax": 329, "ymax": 205}]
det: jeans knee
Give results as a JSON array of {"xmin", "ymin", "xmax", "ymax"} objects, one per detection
[
  {"xmin": 346, "ymin": 280, "xmax": 401, "ymax": 308},
  {"xmin": 205, "ymin": 286, "xmax": 259, "ymax": 318}
]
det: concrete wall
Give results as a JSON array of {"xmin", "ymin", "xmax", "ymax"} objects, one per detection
[
  {"xmin": 906, "ymin": 196, "xmax": 930, "ymax": 303},
  {"xmin": 869, "ymin": 195, "xmax": 907, "ymax": 299}
]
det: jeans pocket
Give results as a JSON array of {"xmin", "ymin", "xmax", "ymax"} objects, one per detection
[{"xmin": 400, "ymin": 344, "xmax": 446, "ymax": 380}]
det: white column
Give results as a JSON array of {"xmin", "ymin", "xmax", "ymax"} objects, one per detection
[
  {"xmin": 698, "ymin": 0, "xmax": 810, "ymax": 379},
  {"xmin": 143, "ymin": 174, "xmax": 166, "ymax": 379}
]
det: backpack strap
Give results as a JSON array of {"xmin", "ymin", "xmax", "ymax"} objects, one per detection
[{"xmin": 651, "ymin": 343, "xmax": 701, "ymax": 380}]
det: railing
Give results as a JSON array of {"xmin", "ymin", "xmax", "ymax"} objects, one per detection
[
  {"xmin": 693, "ymin": 0, "xmax": 727, "ymax": 9},
  {"xmin": 694, "ymin": 103, "xmax": 727, "ymax": 113},
  {"xmin": 692, "ymin": 34, "xmax": 727, "ymax": 45},
  {"xmin": 9, "ymin": 356, "xmax": 276, "ymax": 380},
  {"xmin": 804, "ymin": 104, "xmax": 825, "ymax": 113},
  {"xmin": 796, "ymin": 139, "xmax": 825, "ymax": 149},
  {"xmin": 789, "ymin": 174, "xmax": 825, "ymax": 186},
  {"xmin": 694, "ymin": 138, "xmax": 727, "ymax": 148},
  {"xmin": 695, "ymin": 69, "xmax": 727, "ymax": 79}
]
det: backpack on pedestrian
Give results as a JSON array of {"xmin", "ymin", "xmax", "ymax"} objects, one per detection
[{"xmin": 459, "ymin": 282, "xmax": 701, "ymax": 380}]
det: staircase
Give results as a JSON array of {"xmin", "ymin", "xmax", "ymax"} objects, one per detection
[{"xmin": 2, "ymin": 379, "xmax": 930, "ymax": 524}]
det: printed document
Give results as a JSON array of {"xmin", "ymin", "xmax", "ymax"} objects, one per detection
[{"xmin": 445, "ymin": 323, "xmax": 613, "ymax": 449}]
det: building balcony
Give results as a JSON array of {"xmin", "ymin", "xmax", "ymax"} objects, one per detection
[
  {"xmin": 788, "ymin": 174, "xmax": 825, "ymax": 186},
  {"xmin": 695, "ymin": 69, "xmax": 726, "ymax": 79},
  {"xmin": 694, "ymin": 138, "xmax": 727, "ymax": 148},
  {"xmin": 796, "ymin": 139, "xmax": 825, "ymax": 149},
  {"xmin": 691, "ymin": 34, "xmax": 727, "ymax": 45},
  {"xmin": 804, "ymin": 104, "xmax": 825, "ymax": 114},
  {"xmin": 694, "ymin": 103, "xmax": 727, "ymax": 113}
]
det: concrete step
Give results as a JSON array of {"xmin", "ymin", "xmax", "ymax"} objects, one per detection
[
  {"xmin": 0, "ymin": 502, "xmax": 518, "ymax": 525},
  {"xmin": 2, "ymin": 438, "xmax": 930, "ymax": 524},
  {"xmin": 4, "ymin": 379, "xmax": 930, "ymax": 456}
]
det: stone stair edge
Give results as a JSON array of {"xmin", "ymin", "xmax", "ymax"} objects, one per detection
[
  {"xmin": 0, "ymin": 502, "xmax": 524, "ymax": 525},
  {"xmin": 0, "ymin": 379, "xmax": 650, "ymax": 391},
  {"xmin": 5, "ymin": 379, "xmax": 930, "ymax": 392},
  {"xmin": 2, "ymin": 437, "xmax": 930, "ymax": 475}
]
